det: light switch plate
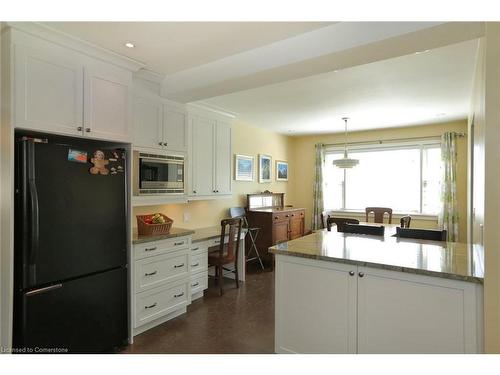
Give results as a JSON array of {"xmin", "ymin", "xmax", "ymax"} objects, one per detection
[{"xmin": 183, "ymin": 212, "xmax": 191, "ymax": 222}]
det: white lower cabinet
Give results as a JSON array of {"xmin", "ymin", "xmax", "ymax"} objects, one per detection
[
  {"xmin": 132, "ymin": 236, "xmax": 210, "ymax": 335},
  {"xmin": 275, "ymin": 255, "xmax": 483, "ymax": 354},
  {"xmin": 190, "ymin": 242, "xmax": 209, "ymax": 300}
]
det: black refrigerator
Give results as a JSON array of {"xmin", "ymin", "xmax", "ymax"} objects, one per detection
[{"xmin": 13, "ymin": 131, "xmax": 128, "ymax": 353}]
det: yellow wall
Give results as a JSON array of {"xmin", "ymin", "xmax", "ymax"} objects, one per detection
[
  {"xmin": 133, "ymin": 120, "xmax": 293, "ymax": 229},
  {"xmin": 288, "ymin": 120, "xmax": 469, "ymax": 242}
]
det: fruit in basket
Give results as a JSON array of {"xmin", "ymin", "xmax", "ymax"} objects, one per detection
[{"xmin": 151, "ymin": 213, "xmax": 166, "ymax": 224}]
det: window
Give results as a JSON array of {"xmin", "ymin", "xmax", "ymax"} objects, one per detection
[{"xmin": 323, "ymin": 142, "xmax": 442, "ymax": 215}]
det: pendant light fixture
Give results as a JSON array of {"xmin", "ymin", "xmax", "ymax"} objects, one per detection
[{"xmin": 332, "ymin": 117, "xmax": 359, "ymax": 169}]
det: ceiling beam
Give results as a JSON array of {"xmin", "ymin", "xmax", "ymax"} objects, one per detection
[{"xmin": 161, "ymin": 22, "xmax": 484, "ymax": 103}]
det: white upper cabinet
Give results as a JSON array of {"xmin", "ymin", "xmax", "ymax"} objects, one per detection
[
  {"xmin": 133, "ymin": 96, "xmax": 163, "ymax": 149},
  {"xmin": 84, "ymin": 63, "xmax": 132, "ymax": 142},
  {"xmin": 190, "ymin": 114, "xmax": 215, "ymax": 196},
  {"xmin": 188, "ymin": 108, "xmax": 232, "ymax": 198},
  {"xmin": 132, "ymin": 96, "xmax": 187, "ymax": 152},
  {"xmin": 14, "ymin": 43, "xmax": 84, "ymax": 135},
  {"xmin": 214, "ymin": 120, "xmax": 232, "ymax": 195},
  {"xmin": 9, "ymin": 28, "xmax": 135, "ymax": 141},
  {"xmin": 163, "ymin": 104, "xmax": 187, "ymax": 152}
]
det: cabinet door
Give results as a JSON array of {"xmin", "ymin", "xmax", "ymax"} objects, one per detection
[
  {"xmin": 163, "ymin": 104, "xmax": 187, "ymax": 152},
  {"xmin": 191, "ymin": 115, "xmax": 215, "ymax": 196},
  {"xmin": 357, "ymin": 266, "xmax": 481, "ymax": 353},
  {"xmin": 214, "ymin": 120, "xmax": 232, "ymax": 195},
  {"xmin": 275, "ymin": 256, "xmax": 357, "ymax": 353},
  {"xmin": 14, "ymin": 44, "xmax": 84, "ymax": 135},
  {"xmin": 133, "ymin": 96, "xmax": 163, "ymax": 150},
  {"xmin": 289, "ymin": 212, "xmax": 305, "ymax": 240},
  {"xmin": 84, "ymin": 63, "xmax": 132, "ymax": 141},
  {"xmin": 273, "ymin": 220, "xmax": 290, "ymax": 244}
]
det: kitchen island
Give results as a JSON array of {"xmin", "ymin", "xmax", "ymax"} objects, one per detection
[{"xmin": 269, "ymin": 226, "xmax": 484, "ymax": 354}]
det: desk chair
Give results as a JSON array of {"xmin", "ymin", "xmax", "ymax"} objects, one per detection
[
  {"xmin": 229, "ymin": 207, "xmax": 264, "ymax": 270},
  {"xmin": 208, "ymin": 217, "xmax": 243, "ymax": 295}
]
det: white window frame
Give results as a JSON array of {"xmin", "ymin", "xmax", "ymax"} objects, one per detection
[{"xmin": 325, "ymin": 139, "xmax": 441, "ymax": 218}]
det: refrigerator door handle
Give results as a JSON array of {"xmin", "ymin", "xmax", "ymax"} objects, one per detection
[
  {"xmin": 28, "ymin": 179, "xmax": 40, "ymax": 284},
  {"xmin": 25, "ymin": 283, "xmax": 62, "ymax": 297}
]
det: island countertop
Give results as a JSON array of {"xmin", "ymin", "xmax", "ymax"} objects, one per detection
[{"xmin": 269, "ymin": 227, "xmax": 484, "ymax": 284}]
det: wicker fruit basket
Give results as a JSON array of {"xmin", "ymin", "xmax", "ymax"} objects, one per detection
[{"xmin": 136, "ymin": 213, "xmax": 173, "ymax": 236}]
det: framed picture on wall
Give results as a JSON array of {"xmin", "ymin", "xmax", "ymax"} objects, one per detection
[
  {"xmin": 235, "ymin": 154, "xmax": 254, "ymax": 181},
  {"xmin": 259, "ymin": 154, "xmax": 272, "ymax": 183},
  {"xmin": 276, "ymin": 160, "xmax": 288, "ymax": 181}
]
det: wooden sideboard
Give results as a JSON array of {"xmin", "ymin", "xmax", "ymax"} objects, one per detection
[{"xmin": 245, "ymin": 193, "xmax": 305, "ymax": 268}]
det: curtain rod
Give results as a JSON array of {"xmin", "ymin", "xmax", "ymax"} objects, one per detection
[{"xmin": 322, "ymin": 132, "xmax": 466, "ymax": 148}]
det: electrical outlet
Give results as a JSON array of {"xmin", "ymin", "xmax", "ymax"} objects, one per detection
[{"xmin": 183, "ymin": 212, "xmax": 191, "ymax": 223}]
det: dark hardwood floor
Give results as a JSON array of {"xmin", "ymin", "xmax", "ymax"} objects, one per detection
[{"xmin": 122, "ymin": 264, "xmax": 275, "ymax": 354}]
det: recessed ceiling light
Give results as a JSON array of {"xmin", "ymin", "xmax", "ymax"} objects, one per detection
[
  {"xmin": 415, "ymin": 49, "xmax": 430, "ymax": 55},
  {"xmin": 125, "ymin": 42, "xmax": 135, "ymax": 48},
  {"xmin": 436, "ymin": 112, "xmax": 447, "ymax": 117}
]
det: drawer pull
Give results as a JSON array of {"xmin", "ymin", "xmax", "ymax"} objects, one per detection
[
  {"xmin": 191, "ymin": 247, "xmax": 199, "ymax": 251},
  {"xmin": 145, "ymin": 303, "xmax": 157, "ymax": 309},
  {"xmin": 174, "ymin": 241, "xmax": 184, "ymax": 246},
  {"xmin": 144, "ymin": 271, "xmax": 157, "ymax": 277},
  {"xmin": 214, "ymin": 240, "xmax": 220, "ymax": 244},
  {"xmin": 174, "ymin": 292, "xmax": 184, "ymax": 298},
  {"xmin": 275, "ymin": 216, "xmax": 279, "ymax": 219},
  {"xmin": 192, "ymin": 262, "xmax": 200, "ymax": 267},
  {"xmin": 145, "ymin": 246, "xmax": 157, "ymax": 252},
  {"xmin": 174, "ymin": 263, "xmax": 185, "ymax": 268},
  {"xmin": 191, "ymin": 282, "xmax": 199, "ymax": 287}
]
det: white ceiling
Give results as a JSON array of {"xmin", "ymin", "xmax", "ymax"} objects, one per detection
[
  {"xmin": 42, "ymin": 22, "xmax": 332, "ymax": 75},
  {"xmin": 198, "ymin": 39, "xmax": 478, "ymax": 135}
]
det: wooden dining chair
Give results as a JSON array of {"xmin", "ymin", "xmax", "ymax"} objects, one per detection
[
  {"xmin": 321, "ymin": 210, "xmax": 335, "ymax": 229},
  {"xmin": 340, "ymin": 223, "xmax": 385, "ymax": 236},
  {"xmin": 365, "ymin": 207, "xmax": 393, "ymax": 224},
  {"xmin": 208, "ymin": 217, "xmax": 243, "ymax": 296},
  {"xmin": 396, "ymin": 227, "xmax": 447, "ymax": 241},
  {"xmin": 400, "ymin": 215, "xmax": 412, "ymax": 228},
  {"xmin": 326, "ymin": 217, "xmax": 360, "ymax": 232}
]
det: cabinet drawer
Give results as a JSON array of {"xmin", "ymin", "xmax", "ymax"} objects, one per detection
[
  {"xmin": 290, "ymin": 210, "xmax": 305, "ymax": 219},
  {"xmin": 190, "ymin": 271, "xmax": 208, "ymax": 296},
  {"xmin": 134, "ymin": 236, "xmax": 190, "ymax": 260},
  {"xmin": 135, "ymin": 250, "xmax": 189, "ymax": 292},
  {"xmin": 190, "ymin": 242, "xmax": 208, "ymax": 257},
  {"xmin": 273, "ymin": 212, "xmax": 289, "ymax": 222},
  {"xmin": 134, "ymin": 280, "xmax": 189, "ymax": 328},
  {"xmin": 207, "ymin": 237, "xmax": 222, "ymax": 248},
  {"xmin": 190, "ymin": 253, "xmax": 208, "ymax": 274}
]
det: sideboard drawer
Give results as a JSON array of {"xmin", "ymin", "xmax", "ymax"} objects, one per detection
[
  {"xmin": 190, "ymin": 253, "xmax": 208, "ymax": 274},
  {"xmin": 134, "ymin": 280, "xmax": 189, "ymax": 328},
  {"xmin": 134, "ymin": 235, "xmax": 190, "ymax": 260},
  {"xmin": 135, "ymin": 250, "xmax": 189, "ymax": 292}
]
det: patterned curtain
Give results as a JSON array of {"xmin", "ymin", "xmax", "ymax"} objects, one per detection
[
  {"xmin": 439, "ymin": 132, "xmax": 459, "ymax": 242},
  {"xmin": 312, "ymin": 143, "xmax": 326, "ymax": 230}
]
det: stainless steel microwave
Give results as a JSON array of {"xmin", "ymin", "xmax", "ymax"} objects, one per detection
[{"xmin": 133, "ymin": 151, "xmax": 185, "ymax": 195}]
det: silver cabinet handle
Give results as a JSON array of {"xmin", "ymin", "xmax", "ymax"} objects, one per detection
[
  {"xmin": 145, "ymin": 246, "xmax": 157, "ymax": 252},
  {"xmin": 191, "ymin": 247, "xmax": 199, "ymax": 251},
  {"xmin": 358, "ymin": 272, "xmax": 365, "ymax": 278},
  {"xmin": 163, "ymin": 141, "xmax": 168, "ymax": 146},
  {"xmin": 144, "ymin": 271, "xmax": 157, "ymax": 277},
  {"xmin": 192, "ymin": 262, "xmax": 199, "ymax": 267},
  {"xmin": 85, "ymin": 128, "xmax": 91, "ymax": 133},
  {"xmin": 145, "ymin": 303, "xmax": 157, "ymax": 309},
  {"xmin": 193, "ymin": 190, "xmax": 197, "ymax": 194},
  {"xmin": 349, "ymin": 271, "xmax": 355, "ymax": 276},
  {"xmin": 191, "ymin": 282, "xmax": 199, "ymax": 287},
  {"xmin": 77, "ymin": 126, "xmax": 83, "ymax": 131},
  {"xmin": 174, "ymin": 242, "xmax": 184, "ymax": 246},
  {"xmin": 174, "ymin": 292, "xmax": 184, "ymax": 298},
  {"xmin": 158, "ymin": 142, "xmax": 163, "ymax": 146},
  {"xmin": 174, "ymin": 263, "xmax": 184, "ymax": 268}
]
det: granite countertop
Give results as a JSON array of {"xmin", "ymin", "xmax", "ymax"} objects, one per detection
[
  {"xmin": 269, "ymin": 227, "xmax": 484, "ymax": 284},
  {"xmin": 133, "ymin": 225, "xmax": 247, "ymax": 244},
  {"xmin": 132, "ymin": 227, "xmax": 195, "ymax": 244}
]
